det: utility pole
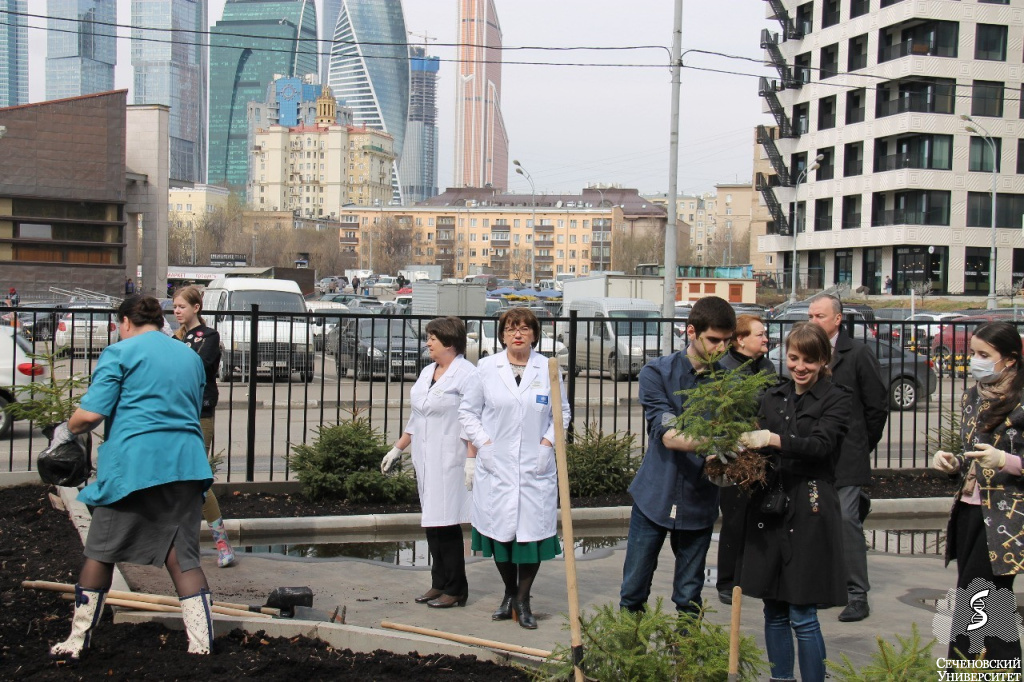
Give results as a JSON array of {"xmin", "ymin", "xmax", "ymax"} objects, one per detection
[{"xmin": 662, "ymin": 0, "xmax": 682, "ymax": 353}]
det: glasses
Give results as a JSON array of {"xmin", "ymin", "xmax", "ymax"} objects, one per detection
[{"xmin": 504, "ymin": 325, "xmax": 533, "ymax": 336}]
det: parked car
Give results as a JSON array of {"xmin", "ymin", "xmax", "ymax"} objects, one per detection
[
  {"xmin": 330, "ymin": 318, "xmax": 427, "ymax": 381},
  {"xmin": 768, "ymin": 338, "xmax": 937, "ymax": 410},
  {"xmin": 306, "ymin": 300, "xmax": 349, "ymax": 351},
  {"xmin": 53, "ymin": 309, "xmax": 118, "ymax": 356},
  {"xmin": 889, "ymin": 312, "xmax": 966, "ymax": 350},
  {"xmin": 320, "ymin": 293, "xmax": 380, "ymax": 306},
  {"xmin": 465, "ymin": 318, "xmax": 569, "ymax": 372},
  {"xmin": 0, "ymin": 326, "xmax": 48, "ymax": 437},
  {"xmin": 930, "ymin": 312, "xmax": 1017, "ymax": 376}
]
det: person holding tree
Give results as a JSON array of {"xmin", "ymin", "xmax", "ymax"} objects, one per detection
[
  {"xmin": 735, "ymin": 322, "xmax": 851, "ymax": 682},
  {"xmin": 618, "ymin": 295, "xmax": 736, "ymax": 616}
]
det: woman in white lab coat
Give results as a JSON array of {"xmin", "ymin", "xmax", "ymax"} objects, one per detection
[
  {"xmin": 381, "ymin": 317, "xmax": 475, "ymax": 608},
  {"xmin": 459, "ymin": 308, "xmax": 571, "ymax": 629}
]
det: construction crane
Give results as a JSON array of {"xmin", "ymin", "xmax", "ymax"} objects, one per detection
[{"xmin": 406, "ymin": 31, "xmax": 437, "ymax": 49}]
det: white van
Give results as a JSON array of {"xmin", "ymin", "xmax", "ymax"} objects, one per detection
[
  {"xmin": 564, "ymin": 298, "xmax": 666, "ymax": 381},
  {"xmin": 202, "ymin": 277, "xmax": 314, "ymax": 382}
]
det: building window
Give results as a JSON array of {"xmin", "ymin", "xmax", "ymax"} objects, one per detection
[
  {"xmin": 964, "ymin": 247, "xmax": 993, "ymax": 294},
  {"xmin": 975, "ymin": 24, "xmax": 1007, "ymax": 62},
  {"xmin": 794, "ymin": 52, "xmax": 812, "ymax": 86},
  {"xmin": 846, "ymin": 88, "xmax": 866, "ymax": 124},
  {"xmin": 822, "ymin": 0, "xmax": 839, "ymax": 28},
  {"xmin": 972, "ymin": 81, "xmax": 1004, "ymax": 117},
  {"xmin": 1017, "ymin": 139, "xmax": 1024, "ymax": 175},
  {"xmin": 878, "ymin": 20, "xmax": 958, "ymax": 62},
  {"xmin": 819, "ymin": 43, "xmax": 839, "ymax": 79},
  {"xmin": 842, "ymin": 195, "xmax": 862, "ymax": 229},
  {"xmin": 844, "ymin": 141, "xmax": 864, "ymax": 177},
  {"xmin": 967, "ymin": 192, "xmax": 1024, "ymax": 228},
  {"xmin": 862, "ymin": 247, "xmax": 882, "ymax": 294},
  {"xmin": 818, "ymin": 95, "xmax": 837, "ymax": 130},
  {"xmin": 873, "ymin": 133, "xmax": 953, "ymax": 171},
  {"xmin": 795, "ymin": 2, "xmax": 813, "ymax": 35},
  {"xmin": 816, "ymin": 147, "xmax": 835, "ymax": 181},
  {"xmin": 814, "ymin": 198, "xmax": 833, "ymax": 231},
  {"xmin": 969, "ymin": 137, "xmax": 1002, "ymax": 173},
  {"xmin": 793, "ymin": 102, "xmax": 810, "ymax": 135},
  {"xmin": 851, "ymin": 0, "xmax": 869, "ymax": 19}
]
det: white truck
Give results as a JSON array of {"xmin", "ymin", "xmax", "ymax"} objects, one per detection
[
  {"xmin": 399, "ymin": 265, "xmax": 441, "ymax": 282},
  {"xmin": 562, "ymin": 297, "xmax": 666, "ymax": 381},
  {"xmin": 411, "ymin": 282, "xmax": 487, "ymax": 316},
  {"xmin": 202, "ymin": 277, "xmax": 315, "ymax": 382},
  {"xmin": 561, "ymin": 274, "xmax": 665, "ymax": 311}
]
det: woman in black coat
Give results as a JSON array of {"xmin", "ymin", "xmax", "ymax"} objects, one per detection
[{"xmin": 736, "ymin": 322, "xmax": 851, "ymax": 682}]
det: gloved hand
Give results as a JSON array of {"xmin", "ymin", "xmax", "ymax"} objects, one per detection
[
  {"xmin": 464, "ymin": 458, "xmax": 476, "ymax": 491},
  {"xmin": 738, "ymin": 430, "xmax": 771, "ymax": 450},
  {"xmin": 931, "ymin": 450, "xmax": 960, "ymax": 474},
  {"xmin": 380, "ymin": 447, "xmax": 402, "ymax": 475},
  {"xmin": 706, "ymin": 450, "xmax": 739, "ymax": 465},
  {"xmin": 51, "ymin": 421, "xmax": 75, "ymax": 445},
  {"xmin": 968, "ymin": 443, "xmax": 1008, "ymax": 470},
  {"xmin": 707, "ymin": 473, "xmax": 734, "ymax": 487}
]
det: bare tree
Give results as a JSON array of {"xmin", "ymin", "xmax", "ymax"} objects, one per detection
[
  {"xmin": 509, "ymin": 248, "xmax": 532, "ymax": 282},
  {"xmin": 366, "ymin": 217, "xmax": 412, "ymax": 276}
]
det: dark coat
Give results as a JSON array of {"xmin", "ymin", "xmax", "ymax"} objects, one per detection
[
  {"xmin": 829, "ymin": 332, "xmax": 887, "ymax": 487},
  {"xmin": 944, "ymin": 386, "xmax": 1024, "ymax": 576},
  {"xmin": 738, "ymin": 377, "xmax": 852, "ymax": 607},
  {"xmin": 178, "ymin": 325, "xmax": 220, "ymax": 417}
]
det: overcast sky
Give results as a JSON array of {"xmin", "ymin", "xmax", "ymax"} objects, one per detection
[{"xmin": 26, "ymin": 0, "xmax": 770, "ymax": 196}]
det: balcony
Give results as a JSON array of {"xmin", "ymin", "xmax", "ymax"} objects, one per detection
[
  {"xmin": 490, "ymin": 233, "xmax": 510, "ymax": 245},
  {"xmin": 534, "ymin": 223, "xmax": 554, "ymax": 233},
  {"xmin": 535, "ymin": 255, "xmax": 554, "ymax": 263},
  {"xmin": 339, "ymin": 236, "xmax": 359, "ymax": 245},
  {"xmin": 875, "ymin": 94, "xmax": 954, "ymax": 118},
  {"xmin": 842, "ymin": 213, "xmax": 862, "ymax": 230},
  {"xmin": 872, "ymin": 209, "xmax": 946, "ymax": 227},
  {"xmin": 535, "ymin": 239, "xmax": 554, "ymax": 248}
]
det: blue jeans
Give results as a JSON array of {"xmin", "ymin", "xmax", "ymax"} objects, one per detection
[
  {"xmin": 619, "ymin": 505, "xmax": 712, "ymax": 616},
  {"xmin": 763, "ymin": 599, "xmax": 826, "ymax": 682}
]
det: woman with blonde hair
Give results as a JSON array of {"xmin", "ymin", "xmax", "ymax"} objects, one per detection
[{"xmin": 173, "ymin": 286, "xmax": 235, "ymax": 568}]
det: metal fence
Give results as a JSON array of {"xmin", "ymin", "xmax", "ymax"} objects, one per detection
[{"xmin": 0, "ymin": 304, "xmax": 997, "ymax": 482}]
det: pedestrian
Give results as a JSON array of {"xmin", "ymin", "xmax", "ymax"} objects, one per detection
[
  {"xmin": 459, "ymin": 308, "xmax": 570, "ymax": 629},
  {"xmin": 351, "ymin": 276, "xmax": 360, "ymax": 295},
  {"xmin": 932, "ymin": 321, "xmax": 1024, "ymax": 666},
  {"xmin": 48, "ymin": 295, "xmax": 214, "ymax": 660},
  {"xmin": 125, "ymin": 278, "xmax": 136, "ymax": 295},
  {"xmin": 8, "ymin": 287, "xmax": 18, "ymax": 307},
  {"xmin": 618, "ymin": 295, "xmax": 736, "ymax": 615},
  {"xmin": 173, "ymin": 286, "xmax": 236, "ymax": 568},
  {"xmin": 736, "ymin": 322, "xmax": 851, "ymax": 682},
  {"xmin": 715, "ymin": 314, "xmax": 776, "ymax": 605},
  {"xmin": 806, "ymin": 294, "xmax": 887, "ymax": 622},
  {"xmin": 382, "ymin": 316, "xmax": 475, "ymax": 608},
  {"xmin": 884, "ymin": 276, "xmax": 893, "ymax": 294}
]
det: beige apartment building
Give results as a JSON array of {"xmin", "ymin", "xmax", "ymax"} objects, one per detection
[
  {"xmin": 337, "ymin": 187, "xmax": 667, "ymax": 280},
  {"xmin": 248, "ymin": 88, "xmax": 395, "ymax": 219},
  {"xmin": 168, "ymin": 184, "xmax": 231, "ymax": 231},
  {"xmin": 647, "ymin": 186, "xmax": 754, "ymax": 267}
]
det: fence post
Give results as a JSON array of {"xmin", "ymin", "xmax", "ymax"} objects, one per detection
[
  {"xmin": 246, "ymin": 303, "xmax": 259, "ymax": 481},
  {"xmin": 567, "ymin": 309, "xmax": 577, "ymax": 441}
]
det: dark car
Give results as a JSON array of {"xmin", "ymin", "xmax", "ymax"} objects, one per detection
[
  {"xmin": 329, "ymin": 318, "xmax": 427, "ymax": 381},
  {"xmin": 766, "ymin": 306, "xmax": 876, "ymax": 348},
  {"xmin": 768, "ymin": 338, "xmax": 937, "ymax": 410}
]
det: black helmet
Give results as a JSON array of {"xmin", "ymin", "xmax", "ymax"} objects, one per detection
[{"xmin": 37, "ymin": 438, "xmax": 91, "ymax": 487}]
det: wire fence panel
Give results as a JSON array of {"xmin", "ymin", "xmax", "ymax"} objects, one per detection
[{"xmin": 0, "ymin": 305, "xmax": 1001, "ymax": 482}]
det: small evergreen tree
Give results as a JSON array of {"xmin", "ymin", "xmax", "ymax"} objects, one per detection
[{"xmin": 4, "ymin": 347, "xmax": 89, "ymax": 433}]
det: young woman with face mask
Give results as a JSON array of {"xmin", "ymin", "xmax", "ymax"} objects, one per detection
[{"xmin": 932, "ymin": 321, "xmax": 1024, "ymax": 666}]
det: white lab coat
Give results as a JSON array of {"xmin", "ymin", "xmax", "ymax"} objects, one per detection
[
  {"xmin": 459, "ymin": 349, "xmax": 571, "ymax": 543},
  {"xmin": 404, "ymin": 356, "xmax": 475, "ymax": 527}
]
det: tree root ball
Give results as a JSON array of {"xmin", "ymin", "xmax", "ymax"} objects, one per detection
[{"xmin": 704, "ymin": 449, "xmax": 769, "ymax": 490}]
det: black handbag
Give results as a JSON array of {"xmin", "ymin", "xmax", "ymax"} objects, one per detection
[
  {"xmin": 37, "ymin": 437, "xmax": 91, "ymax": 487},
  {"xmin": 759, "ymin": 468, "xmax": 789, "ymax": 517}
]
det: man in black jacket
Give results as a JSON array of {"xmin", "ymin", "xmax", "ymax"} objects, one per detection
[{"xmin": 807, "ymin": 294, "xmax": 887, "ymax": 622}]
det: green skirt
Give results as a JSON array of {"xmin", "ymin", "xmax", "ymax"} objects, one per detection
[{"xmin": 471, "ymin": 527, "xmax": 562, "ymax": 564}]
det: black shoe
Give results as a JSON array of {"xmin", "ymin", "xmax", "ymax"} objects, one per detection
[
  {"xmin": 838, "ymin": 599, "xmax": 869, "ymax": 622},
  {"xmin": 515, "ymin": 597, "xmax": 537, "ymax": 629},
  {"xmin": 415, "ymin": 588, "xmax": 443, "ymax": 604},
  {"xmin": 427, "ymin": 593, "xmax": 468, "ymax": 608},
  {"xmin": 491, "ymin": 594, "xmax": 514, "ymax": 621},
  {"xmin": 718, "ymin": 589, "xmax": 733, "ymax": 605}
]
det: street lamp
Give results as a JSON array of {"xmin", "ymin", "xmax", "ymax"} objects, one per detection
[
  {"xmin": 962, "ymin": 114, "xmax": 999, "ymax": 310},
  {"xmin": 790, "ymin": 153, "xmax": 824, "ymax": 304},
  {"xmin": 513, "ymin": 160, "xmax": 536, "ymax": 286}
]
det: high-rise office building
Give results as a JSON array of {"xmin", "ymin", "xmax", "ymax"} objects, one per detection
[
  {"xmin": 399, "ymin": 46, "xmax": 439, "ymax": 204},
  {"xmin": 46, "ymin": 0, "xmax": 116, "ymax": 101},
  {"xmin": 454, "ymin": 0, "xmax": 508, "ymax": 191},
  {"xmin": 327, "ymin": 0, "xmax": 408, "ymax": 204},
  {"xmin": 758, "ymin": 0, "xmax": 1024, "ymax": 297},
  {"xmin": 320, "ymin": 0, "xmax": 341, "ymax": 83},
  {"xmin": 0, "ymin": 0, "xmax": 28, "ymax": 107},
  {"xmin": 208, "ymin": 0, "xmax": 318, "ymax": 189},
  {"xmin": 132, "ymin": 0, "xmax": 208, "ymax": 184}
]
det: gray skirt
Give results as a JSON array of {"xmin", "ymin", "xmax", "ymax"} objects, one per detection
[{"xmin": 84, "ymin": 481, "xmax": 205, "ymax": 571}]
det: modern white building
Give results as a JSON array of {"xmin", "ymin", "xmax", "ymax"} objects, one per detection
[{"xmin": 757, "ymin": 0, "xmax": 1024, "ymax": 299}]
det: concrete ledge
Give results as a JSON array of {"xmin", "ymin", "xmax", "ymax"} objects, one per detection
[
  {"xmin": 869, "ymin": 496, "xmax": 950, "ymax": 518},
  {"xmin": 114, "ymin": 611, "xmax": 532, "ymax": 665},
  {"xmin": 0, "ymin": 471, "xmax": 43, "ymax": 486}
]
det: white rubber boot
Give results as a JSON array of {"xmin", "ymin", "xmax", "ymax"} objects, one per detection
[
  {"xmin": 49, "ymin": 585, "xmax": 107, "ymax": 660},
  {"xmin": 180, "ymin": 588, "xmax": 214, "ymax": 654}
]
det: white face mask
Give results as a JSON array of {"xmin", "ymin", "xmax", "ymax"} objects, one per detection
[{"xmin": 970, "ymin": 357, "xmax": 1002, "ymax": 383}]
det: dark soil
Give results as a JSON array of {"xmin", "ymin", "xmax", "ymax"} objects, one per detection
[
  {"xmin": 219, "ymin": 468, "xmax": 958, "ymax": 519},
  {"xmin": 0, "ymin": 485, "xmax": 529, "ymax": 681}
]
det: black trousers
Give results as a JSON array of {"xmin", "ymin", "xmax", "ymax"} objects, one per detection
[
  {"xmin": 425, "ymin": 525, "xmax": 468, "ymax": 597},
  {"xmin": 949, "ymin": 502, "xmax": 1022, "ymax": 667},
  {"xmin": 716, "ymin": 486, "xmax": 749, "ymax": 592}
]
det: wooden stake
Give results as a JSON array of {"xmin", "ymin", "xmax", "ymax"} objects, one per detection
[
  {"xmin": 548, "ymin": 357, "xmax": 585, "ymax": 682},
  {"xmin": 60, "ymin": 593, "xmax": 265, "ymax": 619},
  {"xmin": 727, "ymin": 585, "xmax": 743, "ymax": 682},
  {"xmin": 26, "ymin": 580, "xmax": 275, "ymax": 618},
  {"xmin": 380, "ymin": 620, "xmax": 552, "ymax": 659}
]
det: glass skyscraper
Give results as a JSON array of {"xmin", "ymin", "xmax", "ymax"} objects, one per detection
[
  {"xmin": 320, "ymin": 0, "xmax": 341, "ymax": 84},
  {"xmin": 132, "ymin": 0, "xmax": 208, "ymax": 184},
  {"xmin": 207, "ymin": 0, "xmax": 318, "ymax": 189},
  {"xmin": 327, "ymin": 0, "xmax": 408, "ymax": 204},
  {"xmin": 399, "ymin": 46, "xmax": 438, "ymax": 204},
  {"xmin": 0, "ymin": 0, "xmax": 27, "ymax": 107},
  {"xmin": 46, "ymin": 0, "xmax": 116, "ymax": 101}
]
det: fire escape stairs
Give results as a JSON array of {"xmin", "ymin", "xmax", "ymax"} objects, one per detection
[
  {"xmin": 756, "ymin": 125, "xmax": 791, "ymax": 186},
  {"xmin": 764, "ymin": 0, "xmax": 803, "ymax": 39},
  {"xmin": 755, "ymin": 172, "xmax": 791, "ymax": 237},
  {"xmin": 758, "ymin": 78, "xmax": 796, "ymax": 139},
  {"xmin": 761, "ymin": 30, "xmax": 800, "ymax": 89}
]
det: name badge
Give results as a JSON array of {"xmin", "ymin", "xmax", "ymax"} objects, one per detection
[
  {"xmin": 536, "ymin": 395, "xmax": 549, "ymax": 405},
  {"xmin": 431, "ymin": 388, "xmax": 444, "ymax": 397},
  {"xmin": 530, "ymin": 380, "xmax": 542, "ymax": 389}
]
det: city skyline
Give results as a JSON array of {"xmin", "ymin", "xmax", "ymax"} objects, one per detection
[
  {"xmin": 18, "ymin": 0, "xmax": 767, "ymax": 196},
  {"xmin": 0, "ymin": 0, "xmax": 27, "ymax": 107},
  {"xmin": 45, "ymin": 0, "xmax": 116, "ymax": 101}
]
